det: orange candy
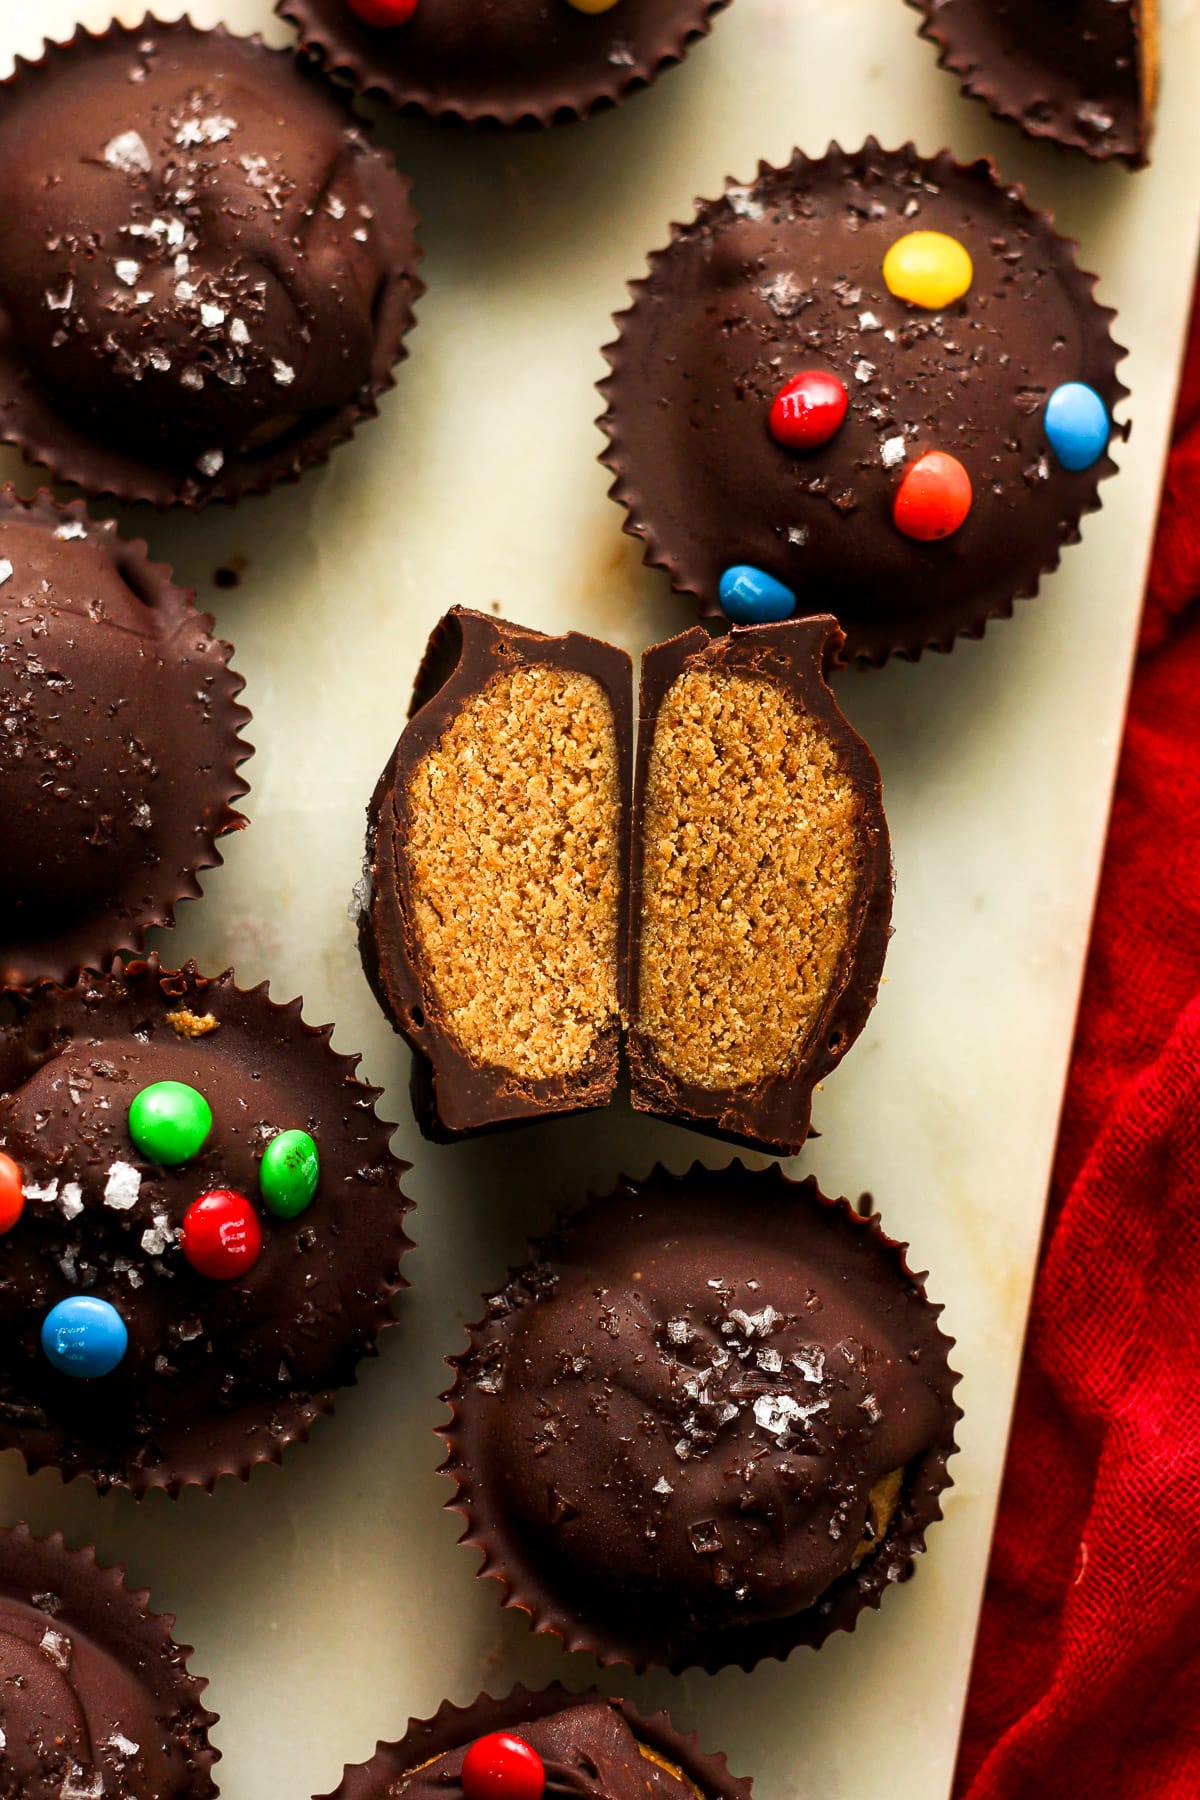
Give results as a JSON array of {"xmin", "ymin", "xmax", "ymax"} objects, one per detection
[
  {"xmin": 0, "ymin": 1151, "xmax": 24, "ymax": 1234},
  {"xmin": 893, "ymin": 450, "xmax": 973, "ymax": 541}
]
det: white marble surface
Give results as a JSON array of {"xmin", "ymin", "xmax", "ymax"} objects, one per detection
[{"xmin": 0, "ymin": 0, "xmax": 1198, "ymax": 1795}]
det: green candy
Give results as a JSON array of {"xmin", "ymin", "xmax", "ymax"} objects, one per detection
[
  {"xmin": 128, "ymin": 1080, "xmax": 212, "ymax": 1166},
  {"xmin": 259, "ymin": 1129, "xmax": 320, "ymax": 1218}
]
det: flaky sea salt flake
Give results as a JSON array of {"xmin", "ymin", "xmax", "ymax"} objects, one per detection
[
  {"xmin": 39, "ymin": 1626, "xmax": 71, "ymax": 1669},
  {"xmin": 104, "ymin": 129, "xmax": 152, "ymax": 175},
  {"xmin": 103, "ymin": 1161, "xmax": 141, "ymax": 1210},
  {"xmin": 726, "ymin": 185, "xmax": 765, "ymax": 221}
]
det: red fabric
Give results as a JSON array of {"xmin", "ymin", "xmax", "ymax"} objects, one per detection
[{"xmin": 955, "ymin": 278, "xmax": 1200, "ymax": 1798}]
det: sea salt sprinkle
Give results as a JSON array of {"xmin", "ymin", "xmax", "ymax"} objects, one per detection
[
  {"xmin": 103, "ymin": 1161, "xmax": 141, "ymax": 1210},
  {"xmin": 103, "ymin": 129, "xmax": 152, "ymax": 175}
]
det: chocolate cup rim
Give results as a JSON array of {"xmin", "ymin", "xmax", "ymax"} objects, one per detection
[
  {"xmin": 0, "ymin": 485, "xmax": 254, "ymax": 986},
  {"xmin": 275, "ymin": 0, "xmax": 730, "ymax": 127},
  {"xmin": 906, "ymin": 0, "xmax": 1153, "ymax": 170},
  {"xmin": 438, "ymin": 1157, "xmax": 963, "ymax": 1675},
  {"xmin": 0, "ymin": 954, "xmax": 414, "ymax": 1499},
  {"xmin": 596, "ymin": 137, "xmax": 1131, "ymax": 669},
  {"xmin": 315, "ymin": 1683, "xmax": 755, "ymax": 1800},
  {"xmin": 0, "ymin": 1519, "xmax": 221, "ymax": 1794},
  {"xmin": 0, "ymin": 14, "xmax": 424, "ymax": 510}
]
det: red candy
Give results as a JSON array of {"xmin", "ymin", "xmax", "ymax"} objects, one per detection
[
  {"xmin": 892, "ymin": 450, "xmax": 972, "ymax": 541},
  {"xmin": 461, "ymin": 1735, "xmax": 546, "ymax": 1800},
  {"xmin": 346, "ymin": 0, "xmax": 419, "ymax": 25},
  {"xmin": 181, "ymin": 1189, "xmax": 263, "ymax": 1282},
  {"xmin": 768, "ymin": 370, "xmax": 849, "ymax": 452},
  {"xmin": 0, "ymin": 1152, "xmax": 23, "ymax": 1235}
]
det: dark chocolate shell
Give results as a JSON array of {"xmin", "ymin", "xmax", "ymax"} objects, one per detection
[
  {"xmin": 360, "ymin": 608, "xmax": 633, "ymax": 1141},
  {"xmin": 0, "ymin": 958, "xmax": 412, "ymax": 1495},
  {"xmin": 0, "ymin": 1522, "xmax": 219, "ymax": 1798},
  {"xmin": 0, "ymin": 16, "xmax": 422, "ymax": 508},
  {"xmin": 0, "ymin": 487, "xmax": 251, "ymax": 985},
  {"xmin": 441, "ymin": 1160, "xmax": 961, "ymax": 1673},
  {"xmin": 598, "ymin": 139, "xmax": 1128, "ymax": 665},
  {"xmin": 317, "ymin": 1684, "xmax": 753, "ymax": 1800},
  {"xmin": 628, "ymin": 617, "xmax": 891, "ymax": 1155},
  {"xmin": 276, "ymin": 0, "xmax": 730, "ymax": 127},
  {"xmin": 908, "ymin": 0, "xmax": 1156, "ymax": 169}
]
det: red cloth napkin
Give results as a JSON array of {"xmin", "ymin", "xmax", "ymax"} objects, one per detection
[{"xmin": 954, "ymin": 277, "xmax": 1200, "ymax": 1797}]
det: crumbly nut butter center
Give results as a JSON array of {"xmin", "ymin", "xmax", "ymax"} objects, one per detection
[
  {"xmin": 406, "ymin": 666, "xmax": 622, "ymax": 1079},
  {"xmin": 637, "ymin": 668, "xmax": 862, "ymax": 1090}
]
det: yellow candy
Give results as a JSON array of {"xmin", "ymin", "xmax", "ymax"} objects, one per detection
[
  {"xmin": 882, "ymin": 231, "xmax": 973, "ymax": 310},
  {"xmin": 567, "ymin": 0, "xmax": 621, "ymax": 11}
]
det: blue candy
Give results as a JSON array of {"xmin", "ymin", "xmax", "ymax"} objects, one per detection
[
  {"xmin": 1044, "ymin": 382, "xmax": 1110, "ymax": 473},
  {"xmin": 719, "ymin": 565, "xmax": 797, "ymax": 624},
  {"xmin": 41, "ymin": 1296, "xmax": 128, "ymax": 1379}
]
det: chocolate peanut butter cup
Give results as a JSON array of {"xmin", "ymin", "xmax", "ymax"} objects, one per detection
[
  {"xmin": 359, "ymin": 607, "xmax": 890, "ymax": 1154},
  {"xmin": 319, "ymin": 1685, "xmax": 751, "ymax": 1800},
  {"xmin": 599, "ymin": 140, "xmax": 1128, "ymax": 664},
  {"xmin": 0, "ymin": 488, "xmax": 251, "ymax": 987},
  {"xmin": 441, "ymin": 1161, "xmax": 960, "ymax": 1673},
  {"xmin": 0, "ymin": 1522, "xmax": 218, "ymax": 1798},
  {"xmin": 0, "ymin": 959, "xmax": 412, "ymax": 1494},
  {"xmin": 0, "ymin": 17, "xmax": 422, "ymax": 507},
  {"xmin": 909, "ymin": 0, "xmax": 1157, "ymax": 169},
  {"xmin": 277, "ymin": 0, "xmax": 730, "ymax": 127}
]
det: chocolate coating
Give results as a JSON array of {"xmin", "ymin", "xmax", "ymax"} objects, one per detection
[
  {"xmin": 443, "ymin": 1162, "xmax": 960, "ymax": 1672},
  {"xmin": 0, "ymin": 960, "xmax": 412, "ymax": 1494},
  {"xmin": 322, "ymin": 1686, "xmax": 751, "ymax": 1800},
  {"xmin": 360, "ymin": 608, "xmax": 633, "ymax": 1141},
  {"xmin": 0, "ymin": 1524, "xmax": 217, "ymax": 1800},
  {"xmin": 0, "ymin": 489, "xmax": 250, "ymax": 987},
  {"xmin": 361, "ymin": 610, "xmax": 888, "ymax": 1152},
  {"xmin": 0, "ymin": 17, "xmax": 421, "ymax": 507},
  {"xmin": 277, "ymin": 0, "xmax": 729, "ymax": 126},
  {"xmin": 628, "ymin": 618, "xmax": 891, "ymax": 1155},
  {"xmin": 599, "ymin": 141, "xmax": 1127, "ymax": 664},
  {"xmin": 910, "ymin": 0, "xmax": 1154, "ymax": 168}
]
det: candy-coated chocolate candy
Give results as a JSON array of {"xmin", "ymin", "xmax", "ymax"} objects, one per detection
[
  {"xmin": 1044, "ymin": 382, "xmax": 1110, "ymax": 472},
  {"xmin": 769, "ymin": 370, "xmax": 849, "ymax": 452},
  {"xmin": 346, "ymin": 0, "xmax": 419, "ymax": 24},
  {"xmin": 719, "ymin": 565, "xmax": 797, "ymax": 624},
  {"xmin": 461, "ymin": 1734, "xmax": 546, "ymax": 1800},
  {"xmin": 181, "ymin": 1189, "xmax": 263, "ymax": 1282},
  {"xmin": 128, "ymin": 1080, "xmax": 212, "ymax": 1167},
  {"xmin": 882, "ymin": 231, "xmax": 973, "ymax": 310},
  {"xmin": 41, "ymin": 1296, "xmax": 128, "ymax": 1379},
  {"xmin": 567, "ymin": 0, "xmax": 621, "ymax": 12},
  {"xmin": 0, "ymin": 1151, "xmax": 24, "ymax": 1235},
  {"xmin": 893, "ymin": 451, "xmax": 973, "ymax": 541},
  {"xmin": 260, "ymin": 1129, "xmax": 320, "ymax": 1219}
]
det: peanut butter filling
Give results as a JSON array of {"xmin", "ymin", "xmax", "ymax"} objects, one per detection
[
  {"xmin": 852, "ymin": 1466, "xmax": 906, "ymax": 1567},
  {"xmin": 405, "ymin": 666, "xmax": 622, "ymax": 1080},
  {"xmin": 636, "ymin": 668, "xmax": 862, "ymax": 1090}
]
